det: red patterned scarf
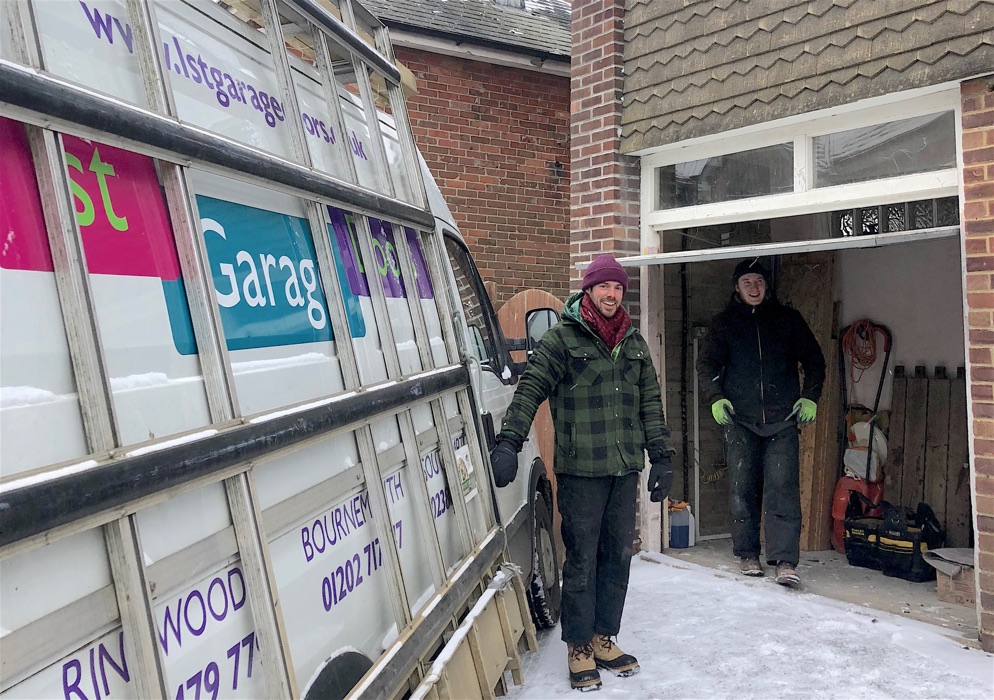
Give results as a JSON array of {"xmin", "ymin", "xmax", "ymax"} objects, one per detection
[{"xmin": 580, "ymin": 293, "xmax": 631, "ymax": 350}]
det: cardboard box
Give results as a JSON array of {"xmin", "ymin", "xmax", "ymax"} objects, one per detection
[{"xmin": 936, "ymin": 568, "xmax": 976, "ymax": 607}]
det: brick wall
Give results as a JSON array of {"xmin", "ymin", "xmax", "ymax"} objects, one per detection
[
  {"xmin": 571, "ymin": 0, "xmax": 641, "ymax": 314},
  {"xmin": 395, "ymin": 48, "xmax": 571, "ymax": 308},
  {"xmin": 961, "ymin": 74, "xmax": 994, "ymax": 653}
]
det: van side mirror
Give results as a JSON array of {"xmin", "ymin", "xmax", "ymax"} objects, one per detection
[{"xmin": 504, "ymin": 307, "xmax": 560, "ymax": 376}]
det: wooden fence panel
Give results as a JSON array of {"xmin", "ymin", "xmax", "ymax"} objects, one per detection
[
  {"xmin": 946, "ymin": 369, "xmax": 971, "ymax": 547},
  {"xmin": 924, "ymin": 367, "xmax": 950, "ymax": 524},
  {"xmin": 887, "ymin": 367, "xmax": 907, "ymax": 503},
  {"xmin": 901, "ymin": 367, "xmax": 929, "ymax": 507}
]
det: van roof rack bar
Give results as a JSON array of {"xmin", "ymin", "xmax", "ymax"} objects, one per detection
[
  {"xmin": 285, "ymin": 0, "xmax": 401, "ymax": 85},
  {"xmin": 0, "ymin": 365, "xmax": 468, "ymax": 550},
  {"xmin": 0, "ymin": 60, "xmax": 434, "ymax": 230}
]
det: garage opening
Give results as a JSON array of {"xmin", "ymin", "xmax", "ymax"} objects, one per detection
[{"xmin": 647, "ymin": 200, "xmax": 976, "ymax": 634}]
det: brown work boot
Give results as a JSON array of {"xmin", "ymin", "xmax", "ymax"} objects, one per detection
[
  {"xmin": 592, "ymin": 634, "xmax": 640, "ymax": 677},
  {"xmin": 567, "ymin": 641, "xmax": 602, "ymax": 691},
  {"xmin": 739, "ymin": 557, "xmax": 763, "ymax": 577},
  {"xmin": 775, "ymin": 561, "xmax": 800, "ymax": 586}
]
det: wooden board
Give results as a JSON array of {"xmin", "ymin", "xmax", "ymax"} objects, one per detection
[
  {"xmin": 776, "ymin": 252, "xmax": 837, "ymax": 551},
  {"xmin": 496, "ymin": 289, "xmax": 564, "ymax": 557},
  {"xmin": 945, "ymin": 369, "xmax": 972, "ymax": 547},
  {"xmin": 887, "ymin": 367, "xmax": 907, "ymax": 504},
  {"xmin": 900, "ymin": 367, "xmax": 929, "ymax": 508},
  {"xmin": 924, "ymin": 368, "xmax": 950, "ymax": 524}
]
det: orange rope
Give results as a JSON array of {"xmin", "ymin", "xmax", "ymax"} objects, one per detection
[{"xmin": 842, "ymin": 319, "xmax": 886, "ymax": 385}]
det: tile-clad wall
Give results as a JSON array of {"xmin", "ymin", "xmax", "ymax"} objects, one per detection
[
  {"xmin": 961, "ymin": 74, "xmax": 994, "ymax": 653},
  {"xmin": 622, "ymin": 0, "xmax": 994, "ymax": 153}
]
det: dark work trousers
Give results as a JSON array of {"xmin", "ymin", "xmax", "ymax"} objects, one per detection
[
  {"xmin": 724, "ymin": 422, "xmax": 801, "ymax": 566},
  {"xmin": 556, "ymin": 471, "xmax": 638, "ymax": 644}
]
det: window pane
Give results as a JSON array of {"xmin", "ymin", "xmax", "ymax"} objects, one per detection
[
  {"xmin": 814, "ymin": 112, "xmax": 956, "ymax": 188},
  {"xmin": 656, "ymin": 144, "xmax": 793, "ymax": 209},
  {"xmin": 0, "ymin": 118, "xmax": 89, "ymax": 475}
]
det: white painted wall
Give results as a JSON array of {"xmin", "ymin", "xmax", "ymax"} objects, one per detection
[
  {"xmin": 768, "ymin": 215, "xmax": 964, "ymax": 411},
  {"xmin": 835, "ymin": 236, "xmax": 965, "ymax": 410}
]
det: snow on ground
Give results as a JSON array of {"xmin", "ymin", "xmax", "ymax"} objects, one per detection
[{"xmin": 507, "ymin": 553, "xmax": 994, "ymax": 699}]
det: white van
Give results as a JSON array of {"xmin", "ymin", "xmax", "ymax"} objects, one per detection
[{"xmin": 0, "ymin": 1, "xmax": 560, "ymax": 697}]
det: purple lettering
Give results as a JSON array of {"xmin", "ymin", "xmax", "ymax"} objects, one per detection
[
  {"xmin": 89, "ymin": 647, "xmax": 101, "ymax": 700},
  {"xmin": 173, "ymin": 37, "xmax": 189, "ymax": 79},
  {"xmin": 207, "ymin": 576, "xmax": 229, "ymax": 622},
  {"xmin": 97, "ymin": 632, "xmax": 130, "ymax": 692},
  {"xmin": 186, "ymin": 54, "xmax": 202, "ymax": 84},
  {"xmin": 183, "ymin": 590, "xmax": 207, "ymax": 637},
  {"xmin": 229, "ymin": 568, "xmax": 246, "ymax": 612},
  {"xmin": 158, "ymin": 598, "xmax": 184, "ymax": 655},
  {"xmin": 62, "ymin": 658, "xmax": 87, "ymax": 700},
  {"xmin": 301, "ymin": 522, "xmax": 314, "ymax": 561},
  {"xmin": 78, "ymin": 2, "xmax": 115, "ymax": 45},
  {"xmin": 111, "ymin": 16, "xmax": 134, "ymax": 54}
]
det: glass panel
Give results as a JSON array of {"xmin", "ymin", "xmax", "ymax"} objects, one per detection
[
  {"xmin": 0, "ymin": 530, "xmax": 123, "ymax": 697},
  {"xmin": 0, "ymin": 118, "xmax": 89, "ymax": 476},
  {"xmin": 814, "ymin": 111, "xmax": 956, "ymax": 188},
  {"xmin": 912, "ymin": 200, "xmax": 936, "ymax": 229},
  {"xmin": 258, "ymin": 431, "xmax": 401, "ymax": 693},
  {"xmin": 136, "ymin": 484, "xmax": 266, "ymax": 698},
  {"xmin": 64, "ymin": 135, "xmax": 213, "ymax": 445},
  {"xmin": 527, "ymin": 308, "xmax": 558, "ymax": 347},
  {"xmin": 336, "ymin": 71, "xmax": 384, "ymax": 193},
  {"xmin": 445, "ymin": 243, "xmax": 499, "ymax": 370},
  {"xmin": 190, "ymin": 171, "xmax": 345, "ymax": 415},
  {"xmin": 936, "ymin": 197, "xmax": 960, "ymax": 227},
  {"xmin": 33, "ymin": 0, "xmax": 148, "ymax": 108},
  {"xmin": 831, "ymin": 198, "xmax": 959, "ymax": 237},
  {"xmin": 0, "ymin": 1, "xmax": 16, "ymax": 61},
  {"xmin": 656, "ymin": 144, "xmax": 793, "ymax": 210}
]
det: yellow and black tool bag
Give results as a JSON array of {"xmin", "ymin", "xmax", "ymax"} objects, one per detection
[
  {"xmin": 843, "ymin": 490, "xmax": 882, "ymax": 571},
  {"xmin": 844, "ymin": 493, "xmax": 944, "ymax": 582},
  {"xmin": 876, "ymin": 502, "xmax": 944, "ymax": 582}
]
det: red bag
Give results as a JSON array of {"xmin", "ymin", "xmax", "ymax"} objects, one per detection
[{"xmin": 830, "ymin": 476, "xmax": 883, "ymax": 553}]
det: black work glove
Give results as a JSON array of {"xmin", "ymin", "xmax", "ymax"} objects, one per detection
[
  {"xmin": 489, "ymin": 435, "xmax": 521, "ymax": 488},
  {"xmin": 647, "ymin": 455, "xmax": 673, "ymax": 503}
]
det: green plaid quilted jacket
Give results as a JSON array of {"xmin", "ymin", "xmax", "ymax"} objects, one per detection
[{"xmin": 500, "ymin": 292, "xmax": 672, "ymax": 477}]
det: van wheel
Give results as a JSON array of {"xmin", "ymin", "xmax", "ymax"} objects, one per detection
[
  {"xmin": 302, "ymin": 650, "xmax": 373, "ymax": 700},
  {"xmin": 526, "ymin": 492, "xmax": 561, "ymax": 629}
]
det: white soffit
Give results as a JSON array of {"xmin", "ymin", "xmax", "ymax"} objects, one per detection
[{"xmin": 616, "ymin": 226, "xmax": 959, "ymax": 267}]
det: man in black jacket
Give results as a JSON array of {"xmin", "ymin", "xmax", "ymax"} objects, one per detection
[{"xmin": 697, "ymin": 258, "xmax": 825, "ymax": 585}]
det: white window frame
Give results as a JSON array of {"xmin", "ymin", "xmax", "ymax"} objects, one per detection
[{"xmin": 636, "ymin": 84, "xmax": 962, "ymax": 255}]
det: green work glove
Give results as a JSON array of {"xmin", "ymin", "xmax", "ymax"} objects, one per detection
[
  {"xmin": 711, "ymin": 399, "xmax": 734, "ymax": 426},
  {"xmin": 794, "ymin": 398, "xmax": 817, "ymax": 423}
]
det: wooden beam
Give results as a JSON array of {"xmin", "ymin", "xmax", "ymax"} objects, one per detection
[
  {"xmin": 924, "ymin": 367, "xmax": 950, "ymax": 523},
  {"xmin": 946, "ymin": 368, "xmax": 972, "ymax": 547},
  {"xmin": 887, "ymin": 366, "xmax": 907, "ymax": 505},
  {"xmin": 901, "ymin": 366, "xmax": 929, "ymax": 508}
]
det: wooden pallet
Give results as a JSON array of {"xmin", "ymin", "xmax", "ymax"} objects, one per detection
[
  {"xmin": 409, "ymin": 567, "xmax": 539, "ymax": 700},
  {"xmin": 887, "ymin": 366, "xmax": 971, "ymax": 547}
]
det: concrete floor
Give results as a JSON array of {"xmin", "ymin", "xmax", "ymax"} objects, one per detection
[{"xmin": 662, "ymin": 537, "xmax": 980, "ymax": 644}]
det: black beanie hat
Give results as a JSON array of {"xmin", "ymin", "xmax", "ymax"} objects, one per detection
[{"xmin": 732, "ymin": 258, "xmax": 769, "ymax": 283}]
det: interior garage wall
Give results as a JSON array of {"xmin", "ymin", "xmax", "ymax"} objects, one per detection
[{"xmin": 836, "ymin": 238, "xmax": 966, "ymax": 410}]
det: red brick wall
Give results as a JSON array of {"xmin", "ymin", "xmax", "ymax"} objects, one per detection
[
  {"xmin": 571, "ymin": 0, "xmax": 641, "ymax": 312},
  {"xmin": 396, "ymin": 48, "xmax": 571, "ymax": 308},
  {"xmin": 962, "ymin": 74, "xmax": 994, "ymax": 653}
]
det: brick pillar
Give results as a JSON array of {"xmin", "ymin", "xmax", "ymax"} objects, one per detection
[
  {"xmin": 961, "ymin": 74, "xmax": 994, "ymax": 652},
  {"xmin": 571, "ymin": 0, "xmax": 641, "ymax": 316}
]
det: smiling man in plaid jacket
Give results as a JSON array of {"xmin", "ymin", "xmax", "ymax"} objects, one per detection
[{"xmin": 488, "ymin": 255, "xmax": 674, "ymax": 692}]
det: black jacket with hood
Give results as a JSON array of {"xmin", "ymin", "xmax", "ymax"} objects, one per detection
[{"xmin": 697, "ymin": 292, "xmax": 825, "ymax": 426}]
